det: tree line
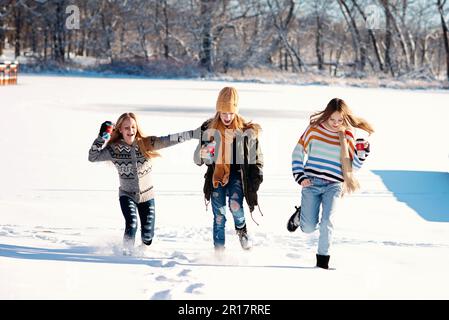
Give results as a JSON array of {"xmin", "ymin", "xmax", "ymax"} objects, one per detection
[{"xmin": 0, "ymin": 0, "xmax": 448, "ymax": 81}]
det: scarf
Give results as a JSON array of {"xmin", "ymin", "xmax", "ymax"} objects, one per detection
[{"xmin": 212, "ymin": 120, "xmax": 237, "ymax": 188}]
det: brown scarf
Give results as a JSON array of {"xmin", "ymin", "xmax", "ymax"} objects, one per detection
[
  {"xmin": 338, "ymin": 131, "xmax": 360, "ymax": 195},
  {"xmin": 212, "ymin": 121, "xmax": 237, "ymax": 188}
]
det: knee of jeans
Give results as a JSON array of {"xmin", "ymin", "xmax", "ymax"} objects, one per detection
[
  {"xmin": 230, "ymin": 192, "xmax": 243, "ymax": 211},
  {"xmin": 300, "ymin": 223, "xmax": 317, "ymax": 234},
  {"xmin": 319, "ymin": 219, "xmax": 333, "ymax": 230},
  {"xmin": 212, "ymin": 191, "xmax": 226, "ymax": 207},
  {"xmin": 214, "ymin": 214, "xmax": 226, "ymax": 226},
  {"xmin": 128, "ymin": 220, "xmax": 138, "ymax": 230},
  {"xmin": 229, "ymin": 199, "xmax": 242, "ymax": 213}
]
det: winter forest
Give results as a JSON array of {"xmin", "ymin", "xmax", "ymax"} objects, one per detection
[{"xmin": 1, "ymin": 0, "xmax": 449, "ymax": 83}]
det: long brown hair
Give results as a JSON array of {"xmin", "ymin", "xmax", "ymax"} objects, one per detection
[
  {"xmin": 310, "ymin": 98, "xmax": 374, "ymax": 134},
  {"xmin": 208, "ymin": 112, "xmax": 261, "ymax": 136},
  {"xmin": 108, "ymin": 112, "xmax": 160, "ymax": 159}
]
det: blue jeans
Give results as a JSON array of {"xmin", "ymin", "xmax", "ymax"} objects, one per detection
[
  {"xmin": 119, "ymin": 196, "xmax": 155, "ymax": 247},
  {"xmin": 211, "ymin": 170, "xmax": 246, "ymax": 248},
  {"xmin": 300, "ymin": 176, "xmax": 342, "ymax": 256}
]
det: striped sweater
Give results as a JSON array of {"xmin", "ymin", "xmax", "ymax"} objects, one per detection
[{"xmin": 292, "ymin": 124, "xmax": 369, "ymax": 184}]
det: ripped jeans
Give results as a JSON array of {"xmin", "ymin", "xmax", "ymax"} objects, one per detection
[{"xmin": 211, "ymin": 170, "xmax": 246, "ymax": 248}]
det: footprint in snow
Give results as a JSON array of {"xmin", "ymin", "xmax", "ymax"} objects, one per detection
[
  {"xmin": 177, "ymin": 269, "xmax": 191, "ymax": 277},
  {"xmin": 150, "ymin": 289, "xmax": 172, "ymax": 300},
  {"xmin": 286, "ymin": 253, "xmax": 302, "ymax": 259},
  {"xmin": 185, "ymin": 283, "xmax": 204, "ymax": 294},
  {"xmin": 162, "ymin": 260, "xmax": 177, "ymax": 268}
]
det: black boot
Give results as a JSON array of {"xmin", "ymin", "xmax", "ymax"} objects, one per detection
[
  {"xmin": 287, "ymin": 206, "xmax": 301, "ymax": 232},
  {"xmin": 316, "ymin": 254, "xmax": 330, "ymax": 269}
]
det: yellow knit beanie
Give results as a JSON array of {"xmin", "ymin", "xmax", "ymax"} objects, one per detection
[{"xmin": 216, "ymin": 87, "xmax": 239, "ymax": 113}]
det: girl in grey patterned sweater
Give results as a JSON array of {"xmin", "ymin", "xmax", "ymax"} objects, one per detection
[{"xmin": 89, "ymin": 112, "xmax": 198, "ymax": 255}]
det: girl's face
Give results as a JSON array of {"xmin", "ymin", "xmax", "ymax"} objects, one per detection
[
  {"xmin": 219, "ymin": 112, "xmax": 235, "ymax": 126},
  {"xmin": 119, "ymin": 117, "xmax": 137, "ymax": 145},
  {"xmin": 325, "ymin": 111, "xmax": 344, "ymax": 132}
]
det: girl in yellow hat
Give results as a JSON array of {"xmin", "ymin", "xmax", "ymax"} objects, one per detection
[{"xmin": 194, "ymin": 87, "xmax": 263, "ymax": 251}]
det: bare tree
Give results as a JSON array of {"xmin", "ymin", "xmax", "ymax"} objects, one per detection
[
  {"xmin": 199, "ymin": 0, "xmax": 218, "ymax": 71},
  {"xmin": 437, "ymin": 0, "xmax": 449, "ymax": 81},
  {"xmin": 0, "ymin": 0, "xmax": 444, "ymax": 82},
  {"xmin": 383, "ymin": 1, "xmax": 394, "ymax": 76},
  {"xmin": 351, "ymin": 0, "xmax": 384, "ymax": 71},
  {"xmin": 0, "ymin": 2, "xmax": 13, "ymax": 56},
  {"xmin": 313, "ymin": 0, "xmax": 327, "ymax": 70},
  {"xmin": 161, "ymin": 0, "xmax": 170, "ymax": 59},
  {"xmin": 14, "ymin": 1, "xmax": 22, "ymax": 58},
  {"xmin": 54, "ymin": 0, "xmax": 66, "ymax": 63},
  {"xmin": 380, "ymin": 0, "xmax": 410, "ymax": 72},
  {"xmin": 267, "ymin": 0, "xmax": 304, "ymax": 72},
  {"xmin": 338, "ymin": 0, "xmax": 367, "ymax": 72}
]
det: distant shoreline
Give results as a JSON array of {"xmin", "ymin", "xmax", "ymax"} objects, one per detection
[{"xmin": 16, "ymin": 69, "xmax": 449, "ymax": 92}]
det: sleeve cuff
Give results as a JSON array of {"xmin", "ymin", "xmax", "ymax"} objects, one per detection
[{"xmin": 293, "ymin": 172, "xmax": 306, "ymax": 185}]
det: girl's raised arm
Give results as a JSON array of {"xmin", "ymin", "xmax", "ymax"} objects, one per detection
[{"xmin": 88, "ymin": 121, "xmax": 114, "ymax": 162}]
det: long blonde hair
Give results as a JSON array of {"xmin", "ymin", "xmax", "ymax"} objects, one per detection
[
  {"xmin": 208, "ymin": 112, "xmax": 261, "ymax": 137},
  {"xmin": 311, "ymin": 98, "xmax": 373, "ymax": 195},
  {"xmin": 108, "ymin": 112, "xmax": 160, "ymax": 159},
  {"xmin": 310, "ymin": 98, "xmax": 374, "ymax": 134}
]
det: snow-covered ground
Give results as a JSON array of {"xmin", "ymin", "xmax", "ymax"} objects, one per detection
[{"xmin": 1, "ymin": 75, "xmax": 448, "ymax": 299}]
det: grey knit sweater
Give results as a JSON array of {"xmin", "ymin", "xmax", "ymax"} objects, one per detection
[{"xmin": 89, "ymin": 130, "xmax": 195, "ymax": 203}]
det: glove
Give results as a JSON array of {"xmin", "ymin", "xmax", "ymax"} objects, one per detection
[
  {"xmin": 99, "ymin": 121, "xmax": 114, "ymax": 140},
  {"xmin": 246, "ymin": 192, "xmax": 258, "ymax": 212}
]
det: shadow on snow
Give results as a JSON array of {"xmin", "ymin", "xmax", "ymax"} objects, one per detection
[
  {"xmin": 0, "ymin": 243, "xmax": 314, "ymax": 269},
  {"xmin": 372, "ymin": 170, "xmax": 449, "ymax": 222}
]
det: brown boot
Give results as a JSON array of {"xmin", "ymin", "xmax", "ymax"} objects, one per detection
[{"xmin": 236, "ymin": 225, "xmax": 252, "ymax": 250}]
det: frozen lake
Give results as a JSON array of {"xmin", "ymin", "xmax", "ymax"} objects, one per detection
[{"xmin": 1, "ymin": 75, "xmax": 448, "ymax": 299}]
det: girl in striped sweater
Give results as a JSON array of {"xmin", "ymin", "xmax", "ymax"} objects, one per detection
[{"xmin": 288, "ymin": 98, "xmax": 374, "ymax": 269}]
